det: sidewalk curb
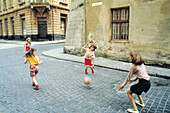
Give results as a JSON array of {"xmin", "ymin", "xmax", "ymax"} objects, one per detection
[
  {"xmin": 0, "ymin": 39, "xmax": 65, "ymax": 45},
  {"xmin": 42, "ymin": 49, "xmax": 170, "ymax": 79}
]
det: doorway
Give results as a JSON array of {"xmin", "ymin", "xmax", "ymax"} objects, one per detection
[{"xmin": 38, "ymin": 17, "xmax": 47, "ymax": 40}]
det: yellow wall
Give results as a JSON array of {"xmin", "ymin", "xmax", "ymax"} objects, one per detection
[
  {"xmin": 64, "ymin": 0, "xmax": 170, "ymax": 66},
  {"xmin": 0, "ymin": 0, "xmax": 71, "ymax": 39},
  {"xmin": 84, "ymin": 0, "xmax": 170, "ymax": 65}
]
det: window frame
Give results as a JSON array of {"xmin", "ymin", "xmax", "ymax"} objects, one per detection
[
  {"xmin": 111, "ymin": 6, "xmax": 130, "ymax": 42},
  {"xmin": 0, "ymin": 20, "xmax": 3, "ymax": 36},
  {"xmin": 21, "ymin": 15, "xmax": 26, "ymax": 35},
  {"xmin": 11, "ymin": 17, "xmax": 15, "ymax": 35},
  {"xmin": 0, "ymin": 0, "xmax": 1, "ymax": 11},
  {"xmin": 61, "ymin": 0, "xmax": 66, "ymax": 3},
  {"xmin": 10, "ymin": 0, "xmax": 13, "ymax": 7},
  {"xmin": 5, "ymin": 18, "xmax": 8, "ymax": 35},
  {"xmin": 60, "ymin": 0, "xmax": 68, "ymax": 5},
  {"xmin": 3, "ymin": 0, "xmax": 7, "ymax": 10},
  {"xmin": 60, "ymin": 14, "xmax": 67, "ymax": 35}
]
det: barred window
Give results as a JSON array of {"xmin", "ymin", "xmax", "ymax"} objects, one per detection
[{"xmin": 111, "ymin": 7, "xmax": 129, "ymax": 40}]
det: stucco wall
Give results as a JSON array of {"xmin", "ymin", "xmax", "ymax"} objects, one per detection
[
  {"xmin": 64, "ymin": 0, "xmax": 170, "ymax": 67},
  {"xmin": 64, "ymin": 0, "xmax": 86, "ymax": 55}
]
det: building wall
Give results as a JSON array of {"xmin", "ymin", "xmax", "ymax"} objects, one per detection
[
  {"xmin": 0, "ymin": 0, "xmax": 71, "ymax": 40},
  {"xmin": 64, "ymin": 0, "xmax": 86, "ymax": 55},
  {"xmin": 64, "ymin": 0, "xmax": 170, "ymax": 67}
]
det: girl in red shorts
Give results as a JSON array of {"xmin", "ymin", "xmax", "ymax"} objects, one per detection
[
  {"xmin": 24, "ymin": 48, "xmax": 43, "ymax": 90},
  {"xmin": 82, "ymin": 43, "xmax": 95, "ymax": 75}
]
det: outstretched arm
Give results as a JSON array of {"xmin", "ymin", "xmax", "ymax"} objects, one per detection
[
  {"xmin": 128, "ymin": 77, "xmax": 138, "ymax": 84},
  {"xmin": 38, "ymin": 60, "xmax": 43, "ymax": 65},
  {"xmin": 82, "ymin": 43, "xmax": 88, "ymax": 50},
  {"xmin": 118, "ymin": 66, "xmax": 135, "ymax": 90},
  {"xmin": 24, "ymin": 58, "xmax": 28, "ymax": 64},
  {"xmin": 22, "ymin": 43, "xmax": 26, "ymax": 51}
]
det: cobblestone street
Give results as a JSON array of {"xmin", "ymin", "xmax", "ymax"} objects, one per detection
[{"xmin": 0, "ymin": 43, "xmax": 169, "ymax": 113}]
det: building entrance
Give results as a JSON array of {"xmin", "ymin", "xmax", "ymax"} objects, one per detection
[{"xmin": 38, "ymin": 17, "xmax": 47, "ymax": 40}]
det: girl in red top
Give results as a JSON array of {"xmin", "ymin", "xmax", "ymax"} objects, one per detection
[
  {"xmin": 22, "ymin": 37, "xmax": 31, "ymax": 52},
  {"xmin": 82, "ymin": 43, "xmax": 95, "ymax": 75}
]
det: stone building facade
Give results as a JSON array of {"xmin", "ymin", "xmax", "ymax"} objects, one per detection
[
  {"xmin": 0, "ymin": 0, "xmax": 71, "ymax": 41},
  {"xmin": 64, "ymin": 0, "xmax": 170, "ymax": 67}
]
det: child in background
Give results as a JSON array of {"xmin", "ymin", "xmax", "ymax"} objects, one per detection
[
  {"xmin": 89, "ymin": 40, "xmax": 97, "ymax": 68},
  {"xmin": 82, "ymin": 43, "xmax": 95, "ymax": 75},
  {"xmin": 22, "ymin": 37, "xmax": 31, "ymax": 52},
  {"xmin": 119, "ymin": 52, "xmax": 151, "ymax": 113},
  {"xmin": 24, "ymin": 48, "xmax": 43, "ymax": 90}
]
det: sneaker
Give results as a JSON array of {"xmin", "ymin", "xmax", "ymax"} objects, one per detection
[
  {"xmin": 127, "ymin": 108, "xmax": 139, "ymax": 113},
  {"xmin": 34, "ymin": 87, "xmax": 39, "ymax": 90},
  {"xmin": 34, "ymin": 85, "xmax": 39, "ymax": 90},
  {"xmin": 85, "ymin": 72, "xmax": 89, "ymax": 75},
  {"xmin": 136, "ymin": 101, "xmax": 145, "ymax": 107}
]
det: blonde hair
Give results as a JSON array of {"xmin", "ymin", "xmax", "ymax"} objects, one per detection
[
  {"xmin": 129, "ymin": 52, "xmax": 144, "ymax": 65},
  {"xmin": 26, "ymin": 37, "xmax": 31, "ymax": 42}
]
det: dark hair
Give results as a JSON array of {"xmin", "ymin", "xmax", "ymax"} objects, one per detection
[
  {"xmin": 89, "ymin": 40, "xmax": 94, "ymax": 43},
  {"xmin": 89, "ymin": 45, "xmax": 97, "ymax": 51},
  {"xmin": 25, "ymin": 48, "xmax": 36, "ymax": 57},
  {"xmin": 129, "ymin": 52, "xmax": 144, "ymax": 65}
]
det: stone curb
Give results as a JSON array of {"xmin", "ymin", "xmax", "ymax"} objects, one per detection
[
  {"xmin": 42, "ymin": 48, "xmax": 170, "ymax": 79},
  {"xmin": 0, "ymin": 39, "xmax": 65, "ymax": 45}
]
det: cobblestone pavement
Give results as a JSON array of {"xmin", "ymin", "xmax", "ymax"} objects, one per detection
[{"xmin": 0, "ymin": 43, "xmax": 169, "ymax": 113}]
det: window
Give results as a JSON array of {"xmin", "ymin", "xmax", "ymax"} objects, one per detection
[
  {"xmin": 21, "ymin": 15, "xmax": 26, "ymax": 35},
  {"xmin": 61, "ymin": 0, "xmax": 66, "ymax": 3},
  {"xmin": 5, "ymin": 19, "xmax": 8, "ymax": 35},
  {"xmin": 18, "ymin": 0, "xmax": 25, "ymax": 3},
  {"xmin": 10, "ymin": 0, "xmax": 13, "ymax": 7},
  {"xmin": 60, "ymin": 14, "xmax": 67, "ymax": 35},
  {"xmin": 11, "ymin": 17, "xmax": 15, "ymax": 35},
  {"xmin": 3, "ymin": 0, "xmax": 6, "ymax": 10},
  {"xmin": 0, "ymin": 0, "xmax": 1, "ymax": 11},
  {"xmin": 111, "ymin": 7, "xmax": 129, "ymax": 40},
  {"xmin": 0, "ymin": 20, "xmax": 3, "ymax": 36}
]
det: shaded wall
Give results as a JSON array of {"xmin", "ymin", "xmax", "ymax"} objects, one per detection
[
  {"xmin": 64, "ymin": 0, "xmax": 86, "ymax": 55},
  {"xmin": 64, "ymin": 0, "xmax": 170, "ymax": 67}
]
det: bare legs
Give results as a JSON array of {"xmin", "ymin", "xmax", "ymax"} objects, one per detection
[
  {"xmin": 127, "ymin": 90, "xmax": 136, "ymax": 107},
  {"xmin": 31, "ymin": 69, "xmax": 39, "ymax": 90},
  {"xmin": 85, "ymin": 65, "xmax": 94, "ymax": 74}
]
